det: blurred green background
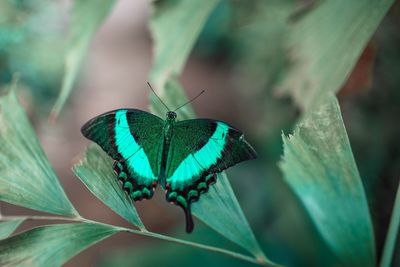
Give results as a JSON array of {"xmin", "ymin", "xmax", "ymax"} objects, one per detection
[{"xmin": 0, "ymin": 0, "xmax": 399, "ymax": 266}]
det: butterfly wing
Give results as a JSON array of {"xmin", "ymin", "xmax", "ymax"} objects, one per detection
[
  {"xmin": 81, "ymin": 109, "xmax": 164, "ymax": 201},
  {"xmin": 165, "ymin": 119, "xmax": 257, "ymax": 232}
]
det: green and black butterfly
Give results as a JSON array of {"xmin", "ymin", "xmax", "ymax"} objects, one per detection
[{"xmin": 81, "ymin": 88, "xmax": 257, "ymax": 233}]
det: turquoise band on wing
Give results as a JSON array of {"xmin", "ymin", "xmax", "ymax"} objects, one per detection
[
  {"xmin": 115, "ymin": 110, "xmax": 156, "ymax": 184},
  {"xmin": 166, "ymin": 122, "xmax": 228, "ymax": 189}
]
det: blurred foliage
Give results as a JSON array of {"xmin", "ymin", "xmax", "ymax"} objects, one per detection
[
  {"xmin": 276, "ymin": 0, "xmax": 395, "ymax": 112},
  {"xmin": 150, "ymin": 77, "xmax": 196, "ymax": 120},
  {"xmin": 0, "ymin": 0, "xmax": 114, "ymax": 118},
  {"xmin": 149, "ymin": 0, "xmax": 221, "ymax": 91},
  {"xmin": 148, "ymin": 0, "xmax": 220, "ymax": 119},
  {"xmin": 232, "ymin": 0, "xmax": 294, "ymax": 91},
  {"xmin": 0, "ymin": 0, "xmax": 65, "ymax": 112},
  {"xmin": 50, "ymin": 0, "xmax": 115, "ymax": 121},
  {"xmin": 339, "ymin": 6, "xmax": 400, "ymax": 260},
  {"xmin": 0, "ymin": 219, "xmax": 24, "ymax": 240}
]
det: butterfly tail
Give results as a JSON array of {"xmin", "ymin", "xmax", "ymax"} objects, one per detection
[
  {"xmin": 184, "ymin": 204, "xmax": 194, "ymax": 233},
  {"xmin": 166, "ymin": 188, "xmax": 195, "ymax": 233}
]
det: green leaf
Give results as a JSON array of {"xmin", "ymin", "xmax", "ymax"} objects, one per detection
[
  {"xmin": 0, "ymin": 219, "xmax": 24, "ymax": 240},
  {"xmin": 192, "ymin": 173, "xmax": 268, "ymax": 262},
  {"xmin": 99, "ymin": 226, "xmax": 265, "ymax": 267},
  {"xmin": 50, "ymin": 0, "xmax": 116, "ymax": 121},
  {"xmin": 149, "ymin": 0, "xmax": 221, "ymax": 89},
  {"xmin": 150, "ymin": 79, "xmax": 268, "ymax": 262},
  {"xmin": 73, "ymin": 145, "xmax": 145, "ymax": 230},
  {"xmin": 148, "ymin": 1, "xmax": 269, "ymax": 262},
  {"xmin": 276, "ymin": 0, "xmax": 395, "ymax": 111},
  {"xmin": 380, "ymin": 180, "xmax": 400, "ymax": 267},
  {"xmin": 0, "ymin": 222, "xmax": 118, "ymax": 266},
  {"xmin": 0, "ymin": 84, "xmax": 77, "ymax": 217},
  {"xmin": 150, "ymin": 76, "xmax": 196, "ymax": 119},
  {"xmin": 280, "ymin": 95, "xmax": 375, "ymax": 267},
  {"xmin": 233, "ymin": 0, "xmax": 294, "ymax": 91}
]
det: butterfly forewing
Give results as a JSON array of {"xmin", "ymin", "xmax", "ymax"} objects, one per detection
[{"xmin": 81, "ymin": 109, "xmax": 164, "ymax": 201}]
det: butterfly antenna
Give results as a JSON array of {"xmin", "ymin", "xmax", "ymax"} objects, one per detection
[
  {"xmin": 147, "ymin": 82, "xmax": 170, "ymax": 111},
  {"xmin": 173, "ymin": 89, "xmax": 205, "ymax": 112}
]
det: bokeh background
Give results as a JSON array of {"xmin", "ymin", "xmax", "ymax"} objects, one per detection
[{"xmin": 0, "ymin": 0, "xmax": 399, "ymax": 266}]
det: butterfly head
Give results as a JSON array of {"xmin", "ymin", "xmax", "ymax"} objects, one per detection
[{"xmin": 166, "ymin": 111, "xmax": 177, "ymax": 121}]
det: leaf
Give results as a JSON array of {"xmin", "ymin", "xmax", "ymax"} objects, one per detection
[
  {"xmin": 99, "ymin": 226, "xmax": 263, "ymax": 267},
  {"xmin": 339, "ymin": 42, "xmax": 377, "ymax": 95},
  {"xmin": 280, "ymin": 95, "xmax": 375, "ymax": 267},
  {"xmin": 150, "ymin": 79, "xmax": 268, "ymax": 262},
  {"xmin": 149, "ymin": 0, "xmax": 221, "ymax": 89},
  {"xmin": 276, "ymin": 0, "xmax": 395, "ymax": 111},
  {"xmin": 0, "ymin": 222, "xmax": 118, "ymax": 266},
  {"xmin": 149, "ymin": 76, "xmax": 196, "ymax": 119},
  {"xmin": 0, "ymin": 84, "xmax": 78, "ymax": 217},
  {"xmin": 73, "ymin": 145, "xmax": 145, "ymax": 230},
  {"xmin": 0, "ymin": 219, "xmax": 24, "ymax": 240},
  {"xmin": 380, "ymin": 180, "xmax": 400, "ymax": 267},
  {"xmin": 192, "ymin": 173, "xmax": 268, "ymax": 262},
  {"xmin": 233, "ymin": 0, "xmax": 294, "ymax": 91},
  {"xmin": 50, "ymin": 0, "xmax": 116, "ymax": 121},
  {"xmin": 148, "ymin": 1, "xmax": 268, "ymax": 262}
]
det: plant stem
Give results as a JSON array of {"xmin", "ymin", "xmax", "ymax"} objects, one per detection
[
  {"xmin": 380, "ymin": 179, "xmax": 400, "ymax": 267},
  {"xmin": 80, "ymin": 218, "xmax": 279, "ymax": 267},
  {"xmin": 0, "ymin": 215, "xmax": 83, "ymax": 222},
  {"xmin": 0, "ymin": 215, "xmax": 280, "ymax": 267},
  {"xmin": 120, "ymin": 227, "xmax": 279, "ymax": 267}
]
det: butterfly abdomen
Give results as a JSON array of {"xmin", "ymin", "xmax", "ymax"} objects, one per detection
[
  {"xmin": 158, "ymin": 120, "xmax": 174, "ymax": 187},
  {"xmin": 113, "ymin": 161, "xmax": 156, "ymax": 201}
]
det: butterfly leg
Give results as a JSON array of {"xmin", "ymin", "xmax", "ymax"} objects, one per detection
[
  {"xmin": 165, "ymin": 172, "xmax": 218, "ymax": 233},
  {"xmin": 113, "ymin": 161, "xmax": 157, "ymax": 202}
]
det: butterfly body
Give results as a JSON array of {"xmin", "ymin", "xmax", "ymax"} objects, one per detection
[{"xmin": 82, "ymin": 109, "xmax": 257, "ymax": 233}]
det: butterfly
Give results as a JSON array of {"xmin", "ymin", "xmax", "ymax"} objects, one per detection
[{"xmin": 81, "ymin": 88, "xmax": 257, "ymax": 233}]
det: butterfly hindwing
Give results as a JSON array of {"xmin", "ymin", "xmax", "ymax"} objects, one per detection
[
  {"xmin": 81, "ymin": 109, "xmax": 164, "ymax": 201},
  {"xmin": 165, "ymin": 119, "xmax": 257, "ymax": 232}
]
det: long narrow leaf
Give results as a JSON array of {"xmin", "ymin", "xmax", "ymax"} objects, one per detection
[
  {"xmin": 73, "ymin": 145, "xmax": 145, "ymax": 230},
  {"xmin": 192, "ymin": 173, "xmax": 268, "ymax": 262},
  {"xmin": 0, "ymin": 219, "xmax": 24, "ymax": 240},
  {"xmin": 150, "ymin": 77, "xmax": 196, "ymax": 119},
  {"xmin": 50, "ymin": 0, "xmax": 116, "ymax": 121},
  {"xmin": 149, "ymin": 0, "xmax": 221, "ymax": 90},
  {"xmin": 0, "ymin": 222, "xmax": 118, "ymax": 266},
  {"xmin": 280, "ymin": 95, "xmax": 375, "ymax": 266},
  {"xmin": 276, "ymin": 0, "xmax": 395, "ymax": 111},
  {"xmin": 0, "ymin": 84, "xmax": 77, "ymax": 217},
  {"xmin": 148, "ymin": 1, "xmax": 268, "ymax": 261},
  {"xmin": 151, "ymin": 79, "xmax": 268, "ymax": 261},
  {"xmin": 380, "ymin": 179, "xmax": 400, "ymax": 267}
]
